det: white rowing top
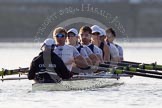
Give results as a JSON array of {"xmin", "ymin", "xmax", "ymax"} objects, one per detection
[
  {"xmin": 53, "ymin": 44, "xmax": 80, "ymax": 71},
  {"xmin": 87, "ymin": 43, "xmax": 103, "ymax": 57},
  {"xmin": 115, "ymin": 44, "xmax": 123, "ymax": 59},
  {"xmin": 82, "ymin": 45, "xmax": 93, "ymax": 56},
  {"xmin": 75, "ymin": 45, "xmax": 89, "ymax": 58},
  {"xmin": 109, "ymin": 43, "xmax": 119, "ymax": 58}
]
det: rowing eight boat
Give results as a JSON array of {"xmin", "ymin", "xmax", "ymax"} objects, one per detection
[{"xmin": 32, "ymin": 72, "xmax": 132, "ymax": 91}]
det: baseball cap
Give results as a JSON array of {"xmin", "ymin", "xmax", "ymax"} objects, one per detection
[
  {"xmin": 99, "ymin": 28, "xmax": 106, "ymax": 36},
  {"xmin": 41, "ymin": 38, "xmax": 55, "ymax": 47},
  {"xmin": 91, "ymin": 25, "xmax": 102, "ymax": 34},
  {"xmin": 67, "ymin": 28, "xmax": 78, "ymax": 36}
]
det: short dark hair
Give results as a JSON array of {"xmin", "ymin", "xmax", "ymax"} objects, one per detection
[
  {"xmin": 53, "ymin": 27, "xmax": 67, "ymax": 37},
  {"xmin": 79, "ymin": 26, "xmax": 92, "ymax": 34},
  {"xmin": 106, "ymin": 28, "xmax": 116, "ymax": 37}
]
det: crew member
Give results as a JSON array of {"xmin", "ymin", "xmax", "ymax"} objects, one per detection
[
  {"xmin": 90, "ymin": 25, "xmax": 110, "ymax": 62},
  {"xmin": 79, "ymin": 26, "xmax": 103, "ymax": 64},
  {"xmin": 106, "ymin": 28, "xmax": 124, "ymax": 61},
  {"xmin": 28, "ymin": 38, "xmax": 73, "ymax": 83},
  {"xmin": 67, "ymin": 28, "xmax": 93, "ymax": 65},
  {"xmin": 53, "ymin": 27, "xmax": 90, "ymax": 71},
  {"xmin": 105, "ymin": 28, "xmax": 120, "ymax": 62}
]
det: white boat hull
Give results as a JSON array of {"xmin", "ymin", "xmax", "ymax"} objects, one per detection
[
  {"xmin": 32, "ymin": 78, "xmax": 122, "ymax": 91},
  {"xmin": 32, "ymin": 73, "xmax": 131, "ymax": 91}
]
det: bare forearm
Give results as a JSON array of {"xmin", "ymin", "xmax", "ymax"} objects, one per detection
[
  {"xmin": 96, "ymin": 54, "xmax": 104, "ymax": 63},
  {"xmin": 111, "ymin": 57, "xmax": 119, "ymax": 62},
  {"xmin": 103, "ymin": 46, "xmax": 110, "ymax": 62},
  {"xmin": 75, "ymin": 56, "xmax": 89, "ymax": 68},
  {"xmin": 89, "ymin": 54, "xmax": 100, "ymax": 65},
  {"xmin": 86, "ymin": 58, "xmax": 93, "ymax": 65}
]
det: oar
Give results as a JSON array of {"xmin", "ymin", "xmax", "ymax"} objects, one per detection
[
  {"xmin": 99, "ymin": 63, "xmax": 162, "ymax": 75},
  {"xmin": 122, "ymin": 61, "xmax": 162, "ymax": 71},
  {"xmin": 121, "ymin": 60, "xmax": 141, "ymax": 65},
  {"xmin": 124, "ymin": 67, "xmax": 162, "ymax": 76},
  {"xmin": 0, "ymin": 77, "xmax": 28, "ymax": 81},
  {"xmin": 121, "ymin": 60, "xmax": 157, "ymax": 66},
  {"xmin": 105, "ymin": 61, "xmax": 162, "ymax": 71},
  {"xmin": 0, "ymin": 67, "xmax": 29, "ymax": 77},
  {"xmin": 105, "ymin": 62, "xmax": 139, "ymax": 67},
  {"xmin": 0, "ymin": 66, "xmax": 107, "ymax": 77},
  {"xmin": 99, "ymin": 64, "xmax": 162, "ymax": 79},
  {"xmin": 114, "ymin": 69, "xmax": 162, "ymax": 79}
]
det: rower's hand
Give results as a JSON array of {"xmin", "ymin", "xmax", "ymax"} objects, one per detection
[
  {"xmin": 94, "ymin": 61, "xmax": 100, "ymax": 66},
  {"xmin": 90, "ymin": 66, "xmax": 98, "ymax": 71}
]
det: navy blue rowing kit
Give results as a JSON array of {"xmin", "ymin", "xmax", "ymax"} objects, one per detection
[{"xmin": 28, "ymin": 50, "xmax": 73, "ymax": 83}]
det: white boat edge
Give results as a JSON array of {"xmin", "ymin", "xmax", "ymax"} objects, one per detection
[
  {"xmin": 32, "ymin": 73, "xmax": 131, "ymax": 91},
  {"xmin": 32, "ymin": 78, "xmax": 122, "ymax": 91}
]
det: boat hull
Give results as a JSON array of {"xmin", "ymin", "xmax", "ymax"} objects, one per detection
[{"xmin": 32, "ymin": 78, "xmax": 122, "ymax": 91}]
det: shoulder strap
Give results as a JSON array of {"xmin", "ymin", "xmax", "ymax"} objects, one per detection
[
  {"xmin": 88, "ymin": 44, "xmax": 94, "ymax": 53},
  {"xmin": 115, "ymin": 44, "xmax": 119, "ymax": 48},
  {"xmin": 107, "ymin": 42, "xmax": 110, "ymax": 46},
  {"xmin": 77, "ymin": 45, "xmax": 83, "ymax": 53}
]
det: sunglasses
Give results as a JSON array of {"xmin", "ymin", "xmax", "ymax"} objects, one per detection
[{"xmin": 56, "ymin": 34, "xmax": 65, "ymax": 38}]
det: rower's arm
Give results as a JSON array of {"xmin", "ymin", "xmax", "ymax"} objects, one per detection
[
  {"xmin": 111, "ymin": 57, "xmax": 120, "ymax": 62},
  {"xmin": 85, "ymin": 57, "xmax": 93, "ymax": 65},
  {"xmin": 79, "ymin": 48, "xmax": 93, "ymax": 65},
  {"xmin": 103, "ymin": 44, "xmax": 110, "ymax": 62},
  {"xmin": 28, "ymin": 61, "xmax": 37, "ymax": 80},
  {"xmin": 93, "ymin": 46, "xmax": 104, "ymax": 64},
  {"xmin": 89, "ymin": 54, "xmax": 100, "ymax": 65},
  {"xmin": 96, "ymin": 54, "xmax": 104, "ymax": 63},
  {"xmin": 74, "ymin": 55, "xmax": 89, "ymax": 68},
  {"xmin": 72, "ymin": 46, "xmax": 89, "ymax": 68}
]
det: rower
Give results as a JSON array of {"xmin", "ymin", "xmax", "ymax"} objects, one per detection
[
  {"xmin": 67, "ymin": 28, "xmax": 93, "ymax": 65},
  {"xmin": 53, "ymin": 27, "xmax": 90, "ymax": 72},
  {"xmin": 79, "ymin": 26, "xmax": 103, "ymax": 65},
  {"xmin": 28, "ymin": 38, "xmax": 73, "ymax": 83},
  {"xmin": 106, "ymin": 28, "xmax": 123, "ymax": 61},
  {"xmin": 105, "ymin": 28, "xmax": 120, "ymax": 62},
  {"xmin": 90, "ymin": 25, "xmax": 110, "ymax": 62}
]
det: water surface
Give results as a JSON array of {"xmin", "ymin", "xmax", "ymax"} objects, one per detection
[{"xmin": 0, "ymin": 39, "xmax": 162, "ymax": 108}]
